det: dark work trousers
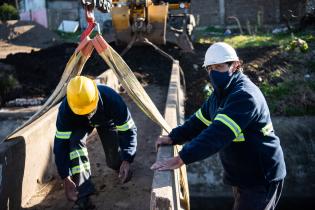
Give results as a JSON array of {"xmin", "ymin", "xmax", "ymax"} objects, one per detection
[
  {"xmin": 232, "ymin": 180, "xmax": 284, "ymax": 210},
  {"xmin": 70, "ymin": 125, "xmax": 122, "ymax": 200}
]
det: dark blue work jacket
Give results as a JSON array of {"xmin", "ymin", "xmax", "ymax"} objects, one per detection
[
  {"xmin": 54, "ymin": 85, "xmax": 137, "ymax": 179},
  {"xmin": 169, "ymin": 71, "xmax": 286, "ymax": 187}
]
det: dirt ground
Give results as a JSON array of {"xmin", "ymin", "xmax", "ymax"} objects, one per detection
[
  {"xmin": 0, "ymin": 20, "xmax": 61, "ymax": 58},
  {"xmin": 0, "ymin": 39, "xmax": 172, "ymax": 106},
  {"xmin": 24, "ymin": 85, "xmax": 167, "ymax": 210}
]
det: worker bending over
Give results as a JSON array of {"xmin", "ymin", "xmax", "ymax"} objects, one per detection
[
  {"xmin": 151, "ymin": 42, "xmax": 286, "ymax": 210},
  {"xmin": 54, "ymin": 76, "xmax": 137, "ymax": 209}
]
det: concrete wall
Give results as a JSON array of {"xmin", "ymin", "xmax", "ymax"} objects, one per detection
[
  {"xmin": 0, "ymin": 106, "xmax": 58, "ymax": 209},
  {"xmin": 47, "ymin": 0, "xmax": 79, "ymax": 30},
  {"xmin": 19, "ymin": 0, "xmax": 48, "ymax": 27},
  {"xmin": 225, "ymin": 0, "xmax": 280, "ymax": 25},
  {"xmin": 151, "ymin": 61, "xmax": 188, "ymax": 210},
  {"xmin": 191, "ymin": 0, "xmax": 220, "ymax": 26},
  {"xmin": 190, "ymin": 0, "xmax": 308, "ymax": 27},
  {"xmin": 280, "ymin": 0, "xmax": 306, "ymax": 21},
  {"xmin": 0, "ymin": 139, "xmax": 25, "ymax": 209},
  {"xmin": 46, "ymin": 0, "xmax": 111, "ymax": 31},
  {"xmin": 187, "ymin": 116, "xmax": 315, "ymax": 209}
]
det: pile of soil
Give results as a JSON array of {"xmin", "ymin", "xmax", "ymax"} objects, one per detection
[
  {"xmin": 1, "ymin": 38, "xmax": 314, "ymax": 116},
  {"xmin": 0, "ymin": 20, "xmax": 60, "ymax": 48},
  {"xmin": 0, "ymin": 42, "xmax": 172, "ymax": 107},
  {"xmin": 177, "ymin": 43, "xmax": 315, "ymax": 116}
]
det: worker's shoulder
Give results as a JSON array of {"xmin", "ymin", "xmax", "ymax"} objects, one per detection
[
  {"xmin": 97, "ymin": 84, "xmax": 120, "ymax": 96},
  {"xmin": 230, "ymin": 74, "xmax": 268, "ymax": 111},
  {"xmin": 234, "ymin": 73, "xmax": 262, "ymax": 96}
]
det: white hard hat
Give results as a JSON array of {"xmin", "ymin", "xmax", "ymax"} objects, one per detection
[{"xmin": 203, "ymin": 42, "xmax": 239, "ymax": 67}]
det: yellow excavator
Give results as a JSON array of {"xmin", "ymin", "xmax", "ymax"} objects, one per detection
[{"xmin": 109, "ymin": 0, "xmax": 195, "ymax": 53}]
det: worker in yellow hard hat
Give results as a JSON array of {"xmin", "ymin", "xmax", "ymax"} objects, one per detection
[{"xmin": 54, "ymin": 76, "xmax": 137, "ymax": 209}]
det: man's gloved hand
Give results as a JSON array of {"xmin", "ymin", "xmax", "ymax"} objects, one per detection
[
  {"xmin": 64, "ymin": 176, "xmax": 78, "ymax": 201},
  {"xmin": 81, "ymin": 0, "xmax": 112, "ymax": 13},
  {"xmin": 118, "ymin": 160, "xmax": 133, "ymax": 184}
]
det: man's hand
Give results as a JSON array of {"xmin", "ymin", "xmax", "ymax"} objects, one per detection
[
  {"xmin": 64, "ymin": 176, "xmax": 78, "ymax": 201},
  {"xmin": 155, "ymin": 135, "xmax": 173, "ymax": 151},
  {"xmin": 119, "ymin": 161, "xmax": 132, "ymax": 184},
  {"xmin": 150, "ymin": 156, "xmax": 184, "ymax": 171},
  {"xmin": 81, "ymin": 0, "xmax": 112, "ymax": 13}
]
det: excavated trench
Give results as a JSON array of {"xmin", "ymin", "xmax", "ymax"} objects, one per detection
[{"xmin": 1, "ymin": 42, "xmax": 314, "ymax": 209}]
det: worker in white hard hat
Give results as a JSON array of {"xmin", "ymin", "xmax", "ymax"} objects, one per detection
[
  {"xmin": 54, "ymin": 76, "xmax": 137, "ymax": 210},
  {"xmin": 151, "ymin": 42, "xmax": 286, "ymax": 210}
]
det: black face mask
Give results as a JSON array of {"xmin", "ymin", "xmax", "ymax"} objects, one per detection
[{"xmin": 209, "ymin": 70, "xmax": 233, "ymax": 90}]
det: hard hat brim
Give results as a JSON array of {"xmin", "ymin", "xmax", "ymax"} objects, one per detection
[
  {"xmin": 202, "ymin": 57, "xmax": 239, "ymax": 67},
  {"xmin": 67, "ymin": 81, "xmax": 99, "ymax": 115}
]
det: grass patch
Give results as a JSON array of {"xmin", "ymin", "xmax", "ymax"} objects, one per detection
[
  {"xmin": 261, "ymin": 80, "xmax": 315, "ymax": 116},
  {"xmin": 196, "ymin": 28, "xmax": 315, "ymax": 116},
  {"xmin": 261, "ymin": 81, "xmax": 294, "ymax": 99},
  {"xmin": 196, "ymin": 31, "xmax": 315, "ymax": 49}
]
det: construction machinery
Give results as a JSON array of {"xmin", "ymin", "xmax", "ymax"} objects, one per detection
[{"xmin": 109, "ymin": 0, "xmax": 195, "ymax": 53}]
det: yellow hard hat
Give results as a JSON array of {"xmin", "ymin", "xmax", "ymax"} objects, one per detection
[{"xmin": 67, "ymin": 76, "xmax": 99, "ymax": 115}]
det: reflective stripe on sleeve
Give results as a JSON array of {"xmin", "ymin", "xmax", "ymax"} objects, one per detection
[
  {"xmin": 55, "ymin": 130, "xmax": 72, "ymax": 139},
  {"xmin": 71, "ymin": 162, "xmax": 90, "ymax": 175},
  {"xmin": 116, "ymin": 118, "xmax": 135, "ymax": 131},
  {"xmin": 69, "ymin": 148, "xmax": 88, "ymax": 160},
  {"xmin": 233, "ymin": 133, "xmax": 245, "ymax": 142},
  {"xmin": 261, "ymin": 123, "xmax": 273, "ymax": 136},
  {"xmin": 195, "ymin": 109, "xmax": 212, "ymax": 126},
  {"xmin": 214, "ymin": 114, "xmax": 242, "ymax": 137}
]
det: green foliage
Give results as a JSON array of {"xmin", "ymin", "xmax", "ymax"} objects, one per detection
[
  {"xmin": 0, "ymin": 72, "xmax": 19, "ymax": 106},
  {"xmin": 55, "ymin": 30, "xmax": 81, "ymax": 43},
  {"xmin": 287, "ymin": 38, "xmax": 309, "ymax": 53},
  {"xmin": 261, "ymin": 81, "xmax": 292, "ymax": 98},
  {"xmin": 260, "ymin": 80, "xmax": 315, "ymax": 116},
  {"xmin": 223, "ymin": 35, "xmax": 273, "ymax": 48},
  {"xmin": 195, "ymin": 28, "xmax": 315, "ymax": 116},
  {"xmin": 203, "ymin": 83, "xmax": 213, "ymax": 99},
  {"xmin": 196, "ymin": 31, "xmax": 314, "ymax": 49},
  {"xmin": 0, "ymin": 3, "xmax": 19, "ymax": 21}
]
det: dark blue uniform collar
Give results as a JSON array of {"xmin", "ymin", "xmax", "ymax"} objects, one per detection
[{"xmin": 213, "ymin": 71, "xmax": 242, "ymax": 98}]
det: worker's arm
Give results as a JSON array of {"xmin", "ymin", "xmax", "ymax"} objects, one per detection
[
  {"xmin": 53, "ymin": 101, "xmax": 72, "ymax": 179},
  {"xmin": 168, "ymin": 98, "xmax": 212, "ymax": 145},
  {"xmin": 81, "ymin": 0, "xmax": 112, "ymax": 13},
  {"xmin": 108, "ymin": 90, "xmax": 137, "ymax": 163},
  {"xmin": 178, "ymin": 92, "xmax": 256, "ymax": 164},
  {"xmin": 152, "ymin": 92, "xmax": 257, "ymax": 170}
]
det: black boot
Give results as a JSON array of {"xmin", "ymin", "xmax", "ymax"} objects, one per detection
[{"xmin": 72, "ymin": 196, "xmax": 95, "ymax": 210}]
